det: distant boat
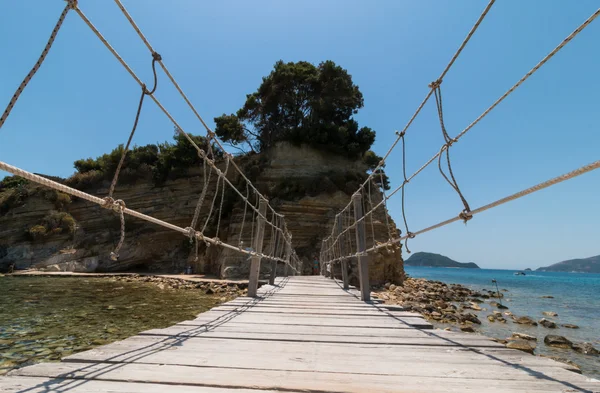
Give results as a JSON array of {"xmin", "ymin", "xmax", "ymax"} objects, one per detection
[{"xmin": 514, "ymin": 271, "xmax": 526, "ymax": 276}]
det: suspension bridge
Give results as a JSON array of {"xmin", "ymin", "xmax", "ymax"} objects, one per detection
[{"xmin": 1, "ymin": 1, "xmax": 599, "ymax": 391}]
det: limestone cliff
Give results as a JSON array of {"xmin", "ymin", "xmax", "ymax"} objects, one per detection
[{"xmin": 0, "ymin": 143, "xmax": 404, "ymax": 285}]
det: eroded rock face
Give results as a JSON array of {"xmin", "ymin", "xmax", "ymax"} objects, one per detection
[{"xmin": 1, "ymin": 143, "xmax": 404, "ymax": 285}]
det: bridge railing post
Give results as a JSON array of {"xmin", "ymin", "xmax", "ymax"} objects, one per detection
[
  {"xmin": 353, "ymin": 193, "xmax": 370, "ymax": 301},
  {"xmin": 269, "ymin": 220, "xmax": 281, "ymax": 286},
  {"xmin": 285, "ymin": 236, "xmax": 293, "ymax": 277},
  {"xmin": 337, "ymin": 214, "xmax": 349, "ymax": 290},
  {"xmin": 248, "ymin": 198, "xmax": 268, "ymax": 297}
]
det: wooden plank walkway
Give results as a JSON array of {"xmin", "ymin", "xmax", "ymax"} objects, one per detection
[{"xmin": 1, "ymin": 276, "xmax": 598, "ymax": 392}]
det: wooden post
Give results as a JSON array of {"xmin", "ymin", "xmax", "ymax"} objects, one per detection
[
  {"xmin": 283, "ymin": 240, "xmax": 291, "ymax": 277},
  {"xmin": 248, "ymin": 198, "xmax": 267, "ymax": 297},
  {"xmin": 353, "ymin": 193, "xmax": 370, "ymax": 301},
  {"xmin": 269, "ymin": 224, "xmax": 280, "ymax": 285},
  {"xmin": 337, "ymin": 215, "xmax": 349, "ymax": 290}
]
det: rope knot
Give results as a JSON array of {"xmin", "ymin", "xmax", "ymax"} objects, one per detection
[
  {"xmin": 428, "ymin": 79, "xmax": 442, "ymax": 89},
  {"xmin": 101, "ymin": 196, "xmax": 115, "ymax": 210},
  {"xmin": 66, "ymin": 0, "xmax": 78, "ymax": 9},
  {"xmin": 407, "ymin": 232, "xmax": 416, "ymax": 239},
  {"xmin": 207, "ymin": 130, "xmax": 216, "ymax": 139},
  {"xmin": 197, "ymin": 149, "xmax": 206, "ymax": 159},
  {"xmin": 184, "ymin": 226, "xmax": 196, "ymax": 240},
  {"xmin": 395, "ymin": 130, "xmax": 406, "ymax": 138},
  {"xmin": 152, "ymin": 52, "xmax": 162, "ymax": 61},
  {"xmin": 459, "ymin": 210, "xmax": 473, "ymax": 223}
]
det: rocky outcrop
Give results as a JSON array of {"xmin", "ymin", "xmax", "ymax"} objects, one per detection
[{"xmin": 1, "ymin": 143, "xmax": 404, "ymax": 285}]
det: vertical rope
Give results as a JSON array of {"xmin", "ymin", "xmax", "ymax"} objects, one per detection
[
  {"xmin": 108, "ymin": 53, "xmax": 161, "ymax": 199},
  {"xmin": 431, "ymin": 82, "xmax": 472, "ymax": 222},
  {"xmin": 0, "ymin": 1, "xmax": 75, "ymax": 130},
  {"xmin": 215, "ymin": 155, "xmax": 231, "ymax": 241}
]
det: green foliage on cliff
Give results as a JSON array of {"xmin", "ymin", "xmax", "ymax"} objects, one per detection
[
  {"xmin": 27, "ymin": 212, "xmax": 76, "ymax": 240},
  {"xmin": 214, "ymin": 60, "xmax": 375, "ymax": 158},
  {"xmin": 405, "ymin": 252, "xmax": 480, "ymax": 268},
  {"xmin": 66, "ymin": 131, "xmax": 223, "ymax": 189},
  {"xmin": 536, "ymin": 255, "xmax": 600, "ymax": 273}
]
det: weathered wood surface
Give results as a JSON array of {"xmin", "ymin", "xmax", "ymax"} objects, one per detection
[{"xmin": 2, "ymin": 276, "xmax": 598, "ymax": 392}]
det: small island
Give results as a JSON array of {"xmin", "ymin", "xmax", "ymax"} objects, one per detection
[
  {"xmin": 405, "ymin": 252, "xmax": 480, "ymax": 269},
  {"xmin": 537, "ymin": 255, "xmax": 600, "ymax": 273}
]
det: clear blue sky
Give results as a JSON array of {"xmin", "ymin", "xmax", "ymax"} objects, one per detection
[{"xmin": 1, "ymin": 1, "xmax": 598, "ymax": 270}]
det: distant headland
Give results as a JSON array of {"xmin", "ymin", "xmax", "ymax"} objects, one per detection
[
  {"xmin": 405, "ymin": 252, "xmax": 480, "ymax": 269},
  {"xmin": 537, "ymin": 255, "xmax": 600, "ymax": 273}
]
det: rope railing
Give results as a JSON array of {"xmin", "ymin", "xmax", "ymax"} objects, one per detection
[
  {"xmin": 321, "ymin": 7, "xmax": 600, "ymax": 261},
  {"xmin": 331, "ymin": 0, "xmax": 497, "ymax": 221},
  {"xmin": 72, "ymin": 3, "xmax": 296, "ymax": 262},
  {"xmin": 0, "ymin": 2, "xmax": 300, "ymax": 284}
]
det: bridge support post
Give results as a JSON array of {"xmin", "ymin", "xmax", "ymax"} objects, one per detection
[
  {"xmin": 248, "ymin": 198, "xmax": 268, "ymax": 297},
  {"xmin": 269, "ymin": 222, "xmax": 280, "ymax": 285},
  {"xmin": 353, "ymin": 193, "xmax": 370, "ymax": 301},
  {"xmin": 283, "ymin": 239, "xmax": 291, "ymax": 277},
  {"xmin": 337, "ymin": 214, "xmax": 349, "ymax": 290}
]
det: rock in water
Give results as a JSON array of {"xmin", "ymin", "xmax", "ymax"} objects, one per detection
[
  {"xmin": 541, "ymin": 295, "xmax": 554, "ymax": 299},
  {"xmin": 514, "ymin": 316, "xmax": 538, "ymax": 326},
  {"xmin": 571, "ymin": 342, "xmax": 599, "ymax": 355},
  {"xmin": 487, "ymin": 315, "xmax": 495, "ymax": 322},
  {"xmin": 460, "ymin": 326, "xmax": 475, "ymax": 333},
  {"xmin": 511, "ymin": 332, "xmax": 537, "ymax": 341},
  {"xmin": 562, "ymin": 324, "xmax": 579, "ymax": 329},
  {"xmin": 506, "ymin": 339, "xmax": 536, "ymax": 355},
  {"xmin": 538, "ymin": 318, "xmax": 557, "ymax": 329},
  {"xmin": 542, "ymin": 311, "xmax": 558, "ymax": 317},
  {"xmin": 544, "ymin": 335, "xmax": 572, "ymax": 349}
]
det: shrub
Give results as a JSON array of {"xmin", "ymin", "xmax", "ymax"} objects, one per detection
[
  {"xmin": 64, "ymin": 170, "xmax": 104, "ymax": 190},
  {"xmin": 28, "ymin": 225, "xmax": 48, "ymax": 239},
  {"xmin": 0, "ymin": 176, "xmax": 28, "ymax": 191},
  {"xmin": 27, "ymin": 212, "xmax": 76, "ymax": 240}
]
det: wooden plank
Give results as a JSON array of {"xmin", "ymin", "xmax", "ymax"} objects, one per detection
[
  {"xmin": 136, "ymin": 329, "xmax": 500, "ymax": 347},
  {"xmin": 3, "ymin": 276, "xmax": 595, "ymax": 393},
  {"xmin": 10, "ymin": 362, "xmax": 598, "ymax": 393},
  {"xmin": 0, "ymin": 376, "xmax": 291, "ymax": 393}
]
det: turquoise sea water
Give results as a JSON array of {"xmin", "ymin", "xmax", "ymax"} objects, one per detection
[{"xmin": 405, "ymin": 266, "xmax": 600, "ymax": 378}]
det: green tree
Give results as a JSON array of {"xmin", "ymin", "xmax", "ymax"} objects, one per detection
[{"xmin": 214, "ymin": 60, "xmax": 375, "ymax": 158}]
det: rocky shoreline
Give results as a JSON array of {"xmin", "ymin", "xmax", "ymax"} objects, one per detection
[
  {"xmin": 372, "ymin": 277, "xmax": 598, "ymax": 374},
  {"xmin": 0, "ymin": 274, "xmax": 246, "ymax": 376}
]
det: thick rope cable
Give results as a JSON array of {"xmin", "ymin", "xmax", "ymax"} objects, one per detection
[
  {"xmin": 367, "ymin": 159, "xmax": 600, "ymax": 254},
  {"xmin": 0, "ymin": 160, "xmax": 291, "ymax": 264},
  {"xmin": 323, "ymin": 8, "xmax": 600, "ymax": 261},
  {"xmin": 0, "ymin": 1, "xmax": 76, "ymax": 130}
]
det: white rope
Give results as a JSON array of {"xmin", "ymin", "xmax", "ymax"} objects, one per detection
[
  {"xmin": 321, "ymin": 8, "xmax": 600, "ymax": 262},
  {"xmin": 108, "ymin": 1, "xmax": 286, "ymax": 222},
  {"xmin": 0, "ymin": 160, "xmax": 296, "ymax": 267},
  {"xmin": 73, "ymin": 5, "xmax": 288, "ymax": 240},
  {"xmin": 333, "ymin": 0, "xmax": 498, "ymax": 218}
]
